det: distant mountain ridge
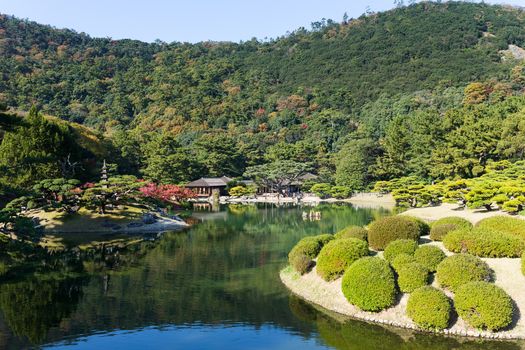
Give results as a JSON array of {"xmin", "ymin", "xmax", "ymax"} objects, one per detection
[{"xmin": 0, "ymin": 1, "xmax": 524, "ymax": 131}]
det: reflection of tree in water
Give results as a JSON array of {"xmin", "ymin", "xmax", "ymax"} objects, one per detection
[
  {"xmin": 0, "ymin": 204, "xmax": 395, "ymax": 347},
  {"xmin": 0, "ymin": 237, "xmax": 158, "ymax": 346},
  {"xmin": 63, "ymin": 204, "xmax": 384, "ymax": 333},
  {"xmin": 289, "ymin": 295, "xmax": 522, "ymax": 350},
  {"xmin": 0, "ymin": 276, "xmax": 88, "ymax": 344}
]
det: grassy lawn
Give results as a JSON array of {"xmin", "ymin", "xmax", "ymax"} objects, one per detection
[
  {"xmin": 27, "ymin": 205, "xmax": 149, "ymax": 246},
  {"xmin": 28, "ymin": 205, "xmax": 144, "ymax": 231}
]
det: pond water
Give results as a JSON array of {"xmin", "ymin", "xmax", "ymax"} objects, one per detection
[{"xmin": 0, "ymin": 203, "xmax": 524, "ymax": 350}]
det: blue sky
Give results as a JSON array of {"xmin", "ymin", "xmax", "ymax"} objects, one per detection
[{"xmin": 2, "ymin": 0, "xmax": 525, "ymax": 43}]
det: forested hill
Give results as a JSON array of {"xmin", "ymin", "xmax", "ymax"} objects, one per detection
[
  {"xmin": 4, "ymin": 1, "xmax": 525, "ymax": 201},
  {"xmin": 1, "ymin": 1, "xmax": 524, "ymax": 130}
]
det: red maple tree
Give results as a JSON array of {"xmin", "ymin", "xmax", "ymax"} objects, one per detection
[{"xmin": 139, "ymin": 183, "xmax": 196, "ymax": 204}]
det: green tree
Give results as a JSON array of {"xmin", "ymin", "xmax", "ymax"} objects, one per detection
[
  {"xmin": 82, "ymin": 176, "xmax": 142, "ymax": 214},
  {"xmin": 244, "ymin": 160, "xmax": 310, "ymax": 196},
  {"xmin": 0, "ymin": 107, "xmax": 77, "ymax": 188},
  {"xmin": 141, "ymin": 132, "xmax": 202, "ymax": 184},
  {"xmin": 335, "ymin": 138, "xmax": 377, "ymax": 191},
  {"xmin": 195, "ymin": 133, "xmax": 245, "ymax": 177}
]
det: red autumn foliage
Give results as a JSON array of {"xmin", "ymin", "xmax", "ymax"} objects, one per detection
[{"xmin": 139, "ymin": 183, "xmax": 196, "ymax": 203}]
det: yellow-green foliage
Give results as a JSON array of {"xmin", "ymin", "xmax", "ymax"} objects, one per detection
[
  {"xmin": 288, "ymin": 236, "xmax": 331, "ymax": 274},
  {"xmin": 476, "ymin": 216, "xmax": 525, "ymax": 240},
  {"xmin": 334, "ymin": 226, "xmax": 367, "ymax": 241},
  {"xmin": 341, "ymin": 257, "xmax": 397, "ymax": 312},
  {"xmin": 408, "ymin": 216, "xmax": 430, "ymax": 236},
  {"xmin": 391, "ymin": 253, "xmax": 417, "ymax": 272},
  {"xmin": 413, "ymin": 245, "xmax": 446, "ymax": 272},
  {"xmin": 430, "ymin": 217, "xmax": 472, "ymax": 241},
  {"xmin": 436, "ymin": 254, "xmax": 491, "ymax": 292},
  {"xmin": 397, "ymin": 262, "xmax": 429, "ymax": 293},
  {"xmin": 316, "ymin": 238, "xmax": 368, "ymax": 281},
  {"xmin": 455, "ymin": 282, "xmax": 513, "ymax": 331},
  {"xmin": 443, "ymin": 227, "xmax": 525, "ymax": 258},
  {"xmin": 48, "ymin": 115, "xmax": 108, "ymax": 158},
  {"xmin": 373, "ymin": 162, "xmax": 525, "ymax": 211},
  {"xmin": 407, "ymin": 286, "xmax": 451, "ymax": 331},
  {"xmin": 383, "ymin": 239, "xmax": 418, "ymax": 263},
  {"xmin": 367, "ymin": 216, "xmax": 423, "ymax": 251},
  {"xmin": 229, "ymin": 185, "xmax": 257, "ymax": 197}
]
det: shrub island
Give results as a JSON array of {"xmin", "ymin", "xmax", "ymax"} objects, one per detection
[{"xmin": 281, "ymin": 214, "xmax": 525, "ymax": 339}]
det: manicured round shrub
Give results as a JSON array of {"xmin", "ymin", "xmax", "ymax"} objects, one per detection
[
  {"xmin": 476, "ymin": 216, "xmax": 525, "ymax": 240},
  {"xmin": 391, "ymin": 253, "xmax": 416, "ymax": 272},
  {"xmin": 443, "ymin": 228, "xmax": 525, "ymax": 258},
  {"xmin": 455, "ymin": 282, "xmax": 514, "ymax": 331},
  {"xmin": 436, "ymin": 254, "xmax": 491, "ymax": 292},
  {"xmin": 429, "ymin": 223, "xmax": 458, "ymax": 242},
  {"xmin": 367, "ymin": 216, "xmax": 423, "ymax": 251},
  {"xmin": 413, "ymin": 245, "xmax": 446, "ymax": 272},
  {"xmin": 290, "ymin": 237, "xmax": 322, "ymax": 259},
  {"xmin": 314, "ymin": 234, "xmax": 335, "ymax": 246},
  {"xmin": 341, "ymin": 257, "xmax": 397, "ymax": 312},
  {"xmin": 289, "ymin": 254, "xmax": 314, "ymax": 274},
  {"xmin": 430, "ymin": 217, "xmax": 472, "ymax": 241},
  {"xmin": 407, "ymin": 216, "xmax": 430, "ymax": 236},
  {"xmin": 288, "ymin": 236, "xmax": 324, "ymax": 274},
  {"xmin": 383, "ymin": 239, "xmax": 418, "ymax": 262},
  {"xmin": 335, "ymin": 226, "xmax": 367, "ymax": 241},
  {"xmin": 406, "ymin": 286, "xmax": 451, "ymax": 330},
  {"xmin": 316, "ymin": 238, "xmax": 369, "ymax": 281},
  {"xmin": 397, "ymin": 262, "xmax": 429, "ymax": 293}
]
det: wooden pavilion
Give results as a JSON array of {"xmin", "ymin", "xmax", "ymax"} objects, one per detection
[{"xmin": 185, "ymin": 176, "xmax": 233, "ymax": 197}]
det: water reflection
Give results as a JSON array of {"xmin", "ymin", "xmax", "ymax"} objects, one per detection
[
  {"xmin": 289, "ymin": 296, "xmax": 524, "ymax": 350},
  {"xmin": 0, "ymin": 203, "xmax": 522, "ymax": 349}
]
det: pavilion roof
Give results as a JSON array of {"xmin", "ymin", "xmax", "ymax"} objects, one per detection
[{"xmin": 186, "ymin": 176, "xmax": 232, "ymax": 188}]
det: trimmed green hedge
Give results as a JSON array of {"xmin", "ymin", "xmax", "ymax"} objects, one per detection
[
  {"xmin": 413, "ymin": 245, "xmax": 446, "ymax": 272},
  {"xmin": 408, "ymin": 216, "xmax": 431, "ymax": 236},
  {"xmin": 476, "ymin": 216, "xmax": 525, "ymax": 240},
  {"xmin": 443, "ymin": 228, "xmax": 525, "ymax": 258},
  {"xmin": 391, "ymin": 253, "xmax": 417, "ymax": 272},
  {"xmin": 316, "ymin": 238, "xmax": 369, "ymax": 281},
  {"xmin": 367, "ymin": 216, "xmax": 423, "ymax": 251},
  {"xmin": 406, "ymin": 286, "xmax": 451, "ymax": 331},
  {"xmin": 455, "ymin": 282, "xmax": 514, "ymax": 331},
  {"xmin": 397, "ymin": 262, "xmax": 429, "ymax": 293},
  {"xmin": 430, "ymin": 217, "xmax": 472, "ymax": 241},
  {"xmin": 335, "ymin": 226, "xmax": 368, "ymax": 241},
  {"xmin": 436, "ymin": 254, "xmax": 491, "ymax": 292},
  {"xmin": 383, "ymin": 239, "xmax": 418, "ymax": 263},
  {"xmin": 341, "ymin": 257, "xmax": 397, "ymax": 312},
  {"xmin": 314, "ymin": 234, "xmax": 335, "ymax": 246},
  {"xmin": 288, "ymin": 235, "xmax": 334, "ymax": 274}
]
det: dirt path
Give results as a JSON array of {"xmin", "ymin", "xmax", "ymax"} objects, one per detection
[{"xmin": 401, "ymin": 203, "xmax": 519, "ymax": 224}]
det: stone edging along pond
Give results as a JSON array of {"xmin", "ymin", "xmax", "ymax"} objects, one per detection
[{"xmin": 280, "ymin": 266, "xmax": 525, "ymax": 340}]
